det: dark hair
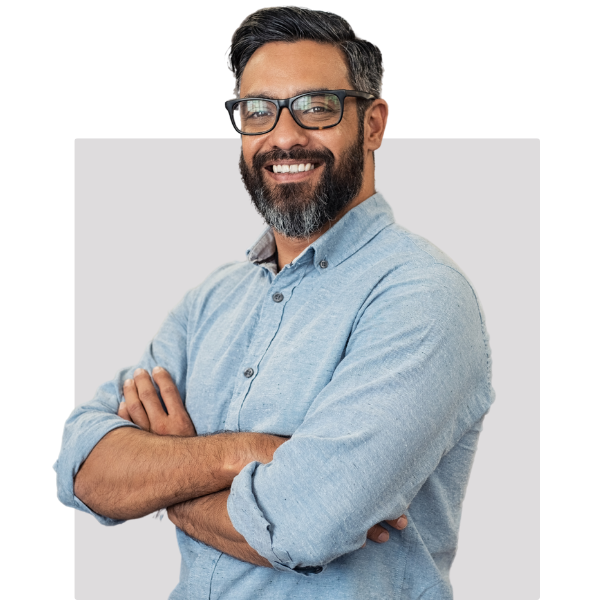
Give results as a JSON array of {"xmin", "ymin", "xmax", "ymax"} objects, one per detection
[{"xmin": 228, "ymin": 7, "xmax": 383, "ymax": 119}]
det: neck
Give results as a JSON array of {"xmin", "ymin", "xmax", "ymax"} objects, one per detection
[{"xmin": 274, "ymin": 159, "xmax": 375, "ymax": 270}]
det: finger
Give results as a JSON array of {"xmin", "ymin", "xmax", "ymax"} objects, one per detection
[
  {"xmin": 386, "ymin": 514, "xmax": 408, "ymax": 530},
  {"xmin": 117, "ymin": 401, "xmax": 133, "ymax": 422},
  {"xmin": 123, "ymin": 378, "xmax": 150, "ymax": 431},
  {"xmin": 152, "ymin": 366, "xmax": 185, "ymax": 415},
  {"xmin": 366, "ymin": 524, "xmax": 389, "ymax": 543},
  {"xmin": 133, "ymin": 368, "xmax": 167, "ymax": 422}
]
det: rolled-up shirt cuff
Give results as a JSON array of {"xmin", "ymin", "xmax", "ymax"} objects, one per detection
[
  {"xmin": 54, "ymin": 415, "xmax": 140, "ymax": 526},
  {"xmin": 227, "ymin": 461, "xmax": 326, "ymax": 576}
]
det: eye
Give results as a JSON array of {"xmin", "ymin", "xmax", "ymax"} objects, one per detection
[
  {"xmin": 305, "ymin": 105, "xmax": 328, "ymax": 113},
  {"xmin": 248, "ymin": 110, "xmax": 273, "ymax": 119},
  {"xmin": 239, "ymin": 100, "xmax": 276, "ymax": 120},
  {"xmin": 293, "ymin": 94, "xmax": 341, "ymax": 117},
  {"xmin": 296, "ymin": 101, "xmax": 331, "ymax": 114}
]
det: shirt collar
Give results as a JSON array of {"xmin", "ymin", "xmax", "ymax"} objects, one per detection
[
  {"xmin": 246, "ymin": 227, "xmax": 279, "ymax": 274},
  {"xmin": 246, "ymin": 193, "xmax": 395, "ymax": 274},
  {"xmin": 309, "ymin": 192, "xmax": 395, "ymax": 273}
]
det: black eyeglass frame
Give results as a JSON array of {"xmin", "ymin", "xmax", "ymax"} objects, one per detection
[{"xmin": 224, "ymin": 89, "xmax": 376, "ymax": 136}]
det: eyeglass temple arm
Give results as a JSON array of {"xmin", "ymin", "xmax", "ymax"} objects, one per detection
[{"xmin": 345, "ymin": 91, "xmax": 376, "ymax": 100}]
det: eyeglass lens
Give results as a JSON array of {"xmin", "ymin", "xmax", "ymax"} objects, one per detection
[{"xmin": 233, "ymin": 93, "xmax": 342, "ymax": 134}]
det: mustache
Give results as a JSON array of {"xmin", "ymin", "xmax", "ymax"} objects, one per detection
[{"xmin": 252, "ymin": 147, "xmax": 335, "ymax": 170}]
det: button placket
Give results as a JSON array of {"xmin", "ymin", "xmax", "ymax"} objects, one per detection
[{"xmin": 224, "ymin": 263, "xmax": 308, "ymax": 430}]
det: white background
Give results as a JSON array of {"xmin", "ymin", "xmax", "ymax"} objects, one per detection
[{"xmin": 1, "ymin": 1, "xmax": 596, "ymax": 599}]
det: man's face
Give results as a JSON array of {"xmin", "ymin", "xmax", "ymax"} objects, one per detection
[{"xmin": 238, "ymin": 40, "xmax": 366, "ymax": 239}]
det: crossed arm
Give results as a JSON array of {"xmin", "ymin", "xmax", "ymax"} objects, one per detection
[{"xmin": 74, "ymin": 366, "xmax": 407, "ymax": 568}]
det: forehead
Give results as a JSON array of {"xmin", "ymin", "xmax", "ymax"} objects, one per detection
[{"xmin": 239, "ymin": 40, "xmax": 351, "ymax": 98}]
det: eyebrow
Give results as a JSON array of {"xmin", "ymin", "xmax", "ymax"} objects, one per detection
[{"xmin": 241, "ymin": 87, "xmax": 332, "ymax": 100}]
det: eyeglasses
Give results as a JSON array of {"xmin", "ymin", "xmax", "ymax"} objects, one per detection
[{"xmin": 224, "ymin": 89, "xmax": 375, "ymax": 136}]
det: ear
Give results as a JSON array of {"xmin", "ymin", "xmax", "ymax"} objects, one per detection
[{"xmin": 364, "ymin": 99, "xmax": 389, "ymax": 152}]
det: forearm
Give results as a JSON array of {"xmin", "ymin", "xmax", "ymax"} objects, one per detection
[
  {"xmin": 74, "ymin": 427, "xmax": 284, "ymax": 521},
  {"xmin": 168, "ymin": 490, "xmax": 272, "ymax": 568}
]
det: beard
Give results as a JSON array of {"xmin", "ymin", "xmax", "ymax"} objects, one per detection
[{"xmin": 239, "ymin": 125, "xmax": 365, "ymax": 239}]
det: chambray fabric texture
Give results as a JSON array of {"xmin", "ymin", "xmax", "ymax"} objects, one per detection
[{"xmin": 55, "ymin": 193, "xmax": 494, "ymax": 600}]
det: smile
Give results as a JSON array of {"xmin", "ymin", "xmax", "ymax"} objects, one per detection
[
  {"xmin": 269, "ymin": 162, "xmax": 316, "ymax": 173},
  {"xmin": 265, "ymin": 160, "xmax": 320, "ymax": 174}
]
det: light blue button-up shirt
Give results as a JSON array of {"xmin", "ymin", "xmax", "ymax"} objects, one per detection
[{"xmin": 55, "ymin": 193, "xmax": 494, "ymax": 600}]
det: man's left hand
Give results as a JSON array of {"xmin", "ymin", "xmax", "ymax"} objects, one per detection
[{"xmin": 364, "ymin": 514, "xmax": 408, "ymax": 546}]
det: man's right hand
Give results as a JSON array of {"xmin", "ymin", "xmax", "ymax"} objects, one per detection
[
  {"xmin": 118, "ymin": 366, "xmax": 197, "ymax": 437},
  {"xmin": 119, "ymin": 366, "xmax": 289, "ymax": 469}
]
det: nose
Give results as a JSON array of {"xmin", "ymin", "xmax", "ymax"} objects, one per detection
[{"xmin": 266, "ymin": 107, "xmax": 310, "ymax": 151}]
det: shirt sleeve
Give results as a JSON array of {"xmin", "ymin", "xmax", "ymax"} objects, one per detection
[
  {"xmin": 53, "ymin": 289, "xmax": 192, "ymax": 526},
  {"xmin": 227, "ymin": 263, "xmax": 494, "ymax": 572}
]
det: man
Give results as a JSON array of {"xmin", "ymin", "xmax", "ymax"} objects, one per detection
[{"xmin": 56, "ymin": 7, "xmax": 494, "ymax": 599}]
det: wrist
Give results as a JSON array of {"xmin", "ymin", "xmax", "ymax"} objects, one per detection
[
  {"xmin": 166, "ymin": 503, "xmax": 179, "ymax": 525},
  {"xmin": 214, "ymin": 433, "xmax": 254, "ymax": 483},
  {"xmin": 167, "ymin": 498, "xmax": 196, "ymax": 530},
  {"xmin": 215, "ymin": 432, "xmax": 289, "ymax": 481},
  {"xmin": 187, "ymin": 432, "xmax": 289, "ymax": 496}
]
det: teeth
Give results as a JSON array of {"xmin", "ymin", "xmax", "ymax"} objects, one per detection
[{"xmin": 272, "ymin": 162, "xmax": 315, "ymax": 173}]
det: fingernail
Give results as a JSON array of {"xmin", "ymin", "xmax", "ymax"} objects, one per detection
[
  {"xmin": 152, "ymin": 366, "xmax": 163, "ymax": 374},
  {"xmin": 398, "ymin": 517, "xmax": 408, "ymax": 528},
  {"xmin": 377, "ymin": 531, "xmax": 389, "ymax": 542},
  {"xmin": 134, "ymin": 368, "xmax": 145, "ymax": 377},
  {"xmin": 119, "ymin": 401, "xmax": 126, "ymax": 409},
  {"xmin": 124, "ymin": 379, "xmax": 132, "ymax": 386}
]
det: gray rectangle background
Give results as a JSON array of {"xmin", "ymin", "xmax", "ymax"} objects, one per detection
[{"xmin": 75, "ymin": 139, "xmax": 539, "ymax": 599}]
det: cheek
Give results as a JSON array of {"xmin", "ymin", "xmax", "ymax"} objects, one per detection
[
  {"xmin": 242, "ymin": 139, "xmax": 261, "ymax": 167},
  {"xmin": 314, "ymin": 128, "xmax": 350, "ymax": 161}
]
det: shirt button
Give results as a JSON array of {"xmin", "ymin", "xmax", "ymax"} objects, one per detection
[
  {"xmin": 272, "ymin": 292, "xmax": 284, "ymax": 303},
  {"xmin": 319, "ymin": 259, "xmax": 329, "ymax": 269},
  {"xmin": 243, "ymin": 367, "xmax": 254, "ymax": 378}
]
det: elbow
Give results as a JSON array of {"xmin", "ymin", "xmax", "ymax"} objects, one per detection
[
  {"xmin": 73, "ymin": 469, "xmax": 133, "ymax": 521},
  {"xmin": 73, "ymin": 464, "xmax": 91, "ymax": 506},
  {"xmin": 72, "ymin": 464, "xmax": 105, "ymax": 515},
  {"xmin": 272, "ymin": 520, "xmax": 356, "ymax": 569},
  {"xmin": 73, "ymin": 461, "xmax": 129, "ymax": 521}
]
